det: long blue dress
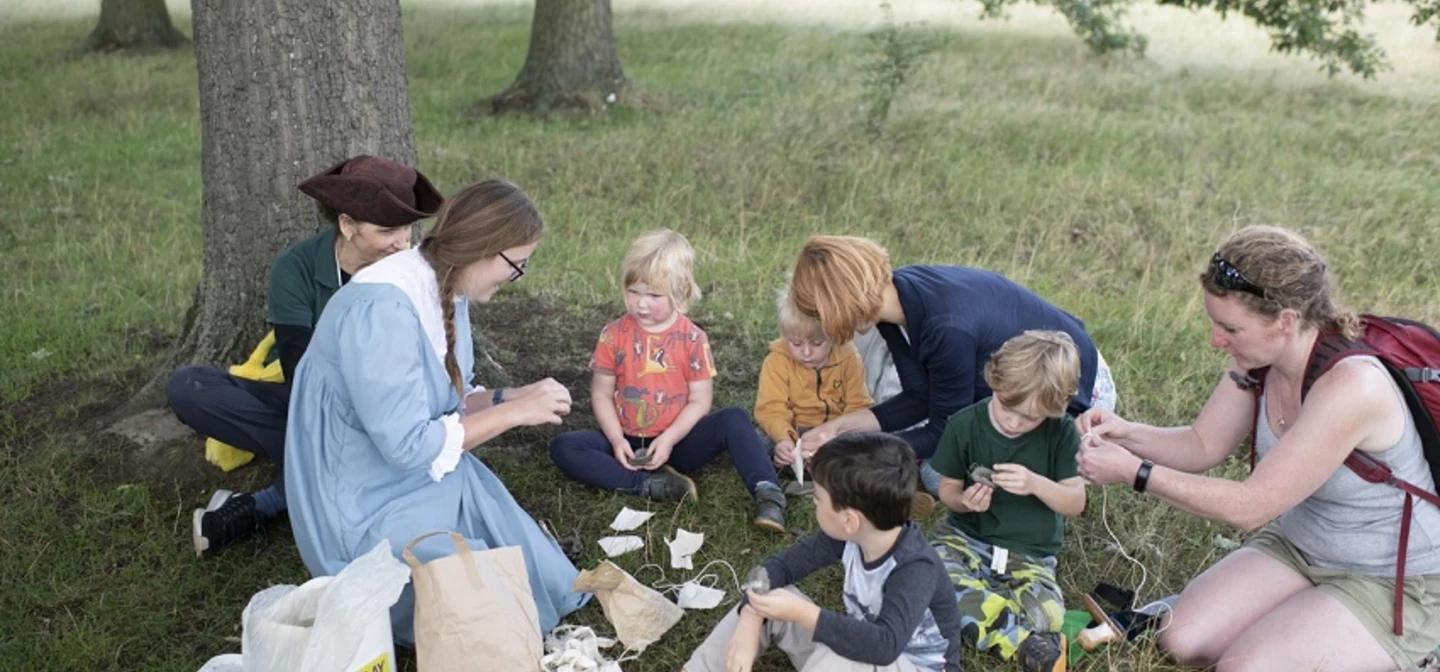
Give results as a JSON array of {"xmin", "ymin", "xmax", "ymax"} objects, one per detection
[{"xmin": 284, "ymin": 250, "xmax": 588, "ymax": 644}]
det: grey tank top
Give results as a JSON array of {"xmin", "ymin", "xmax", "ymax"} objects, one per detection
[{"xmin": 1257, "ymin": 356, "xmax": 1440, "ymax": 577}]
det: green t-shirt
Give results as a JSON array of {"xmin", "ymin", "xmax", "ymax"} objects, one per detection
[
  {"xmin": 266, "ymin": 228, "xmax": 342, "ymax": 329},
  {"xmin": 930, "ymin": 398, "xmax": 1081, "ymax": 558}
]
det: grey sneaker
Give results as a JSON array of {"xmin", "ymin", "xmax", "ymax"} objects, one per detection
[
  {"xmin": 641, "ymin": 465, "xmax": 697, "ymax": 502},
  {"xmin": 753, "ymin": 481, "xmax": 786, "ymax": 533}
]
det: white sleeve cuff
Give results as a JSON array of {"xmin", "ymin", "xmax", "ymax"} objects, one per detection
[{"xmin": 429, "ymin": 413, "xmax": 465, "ymax": 482}]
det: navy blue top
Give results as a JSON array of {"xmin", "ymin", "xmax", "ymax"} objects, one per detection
[{"xmin": 870, "ymin": 266, "xmax": 1098, "ymax": 459}]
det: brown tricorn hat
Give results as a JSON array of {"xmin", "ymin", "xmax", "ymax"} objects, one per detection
[{"xmin": 298, "ymin": 155, "xmax": 444, "ymax": 228}]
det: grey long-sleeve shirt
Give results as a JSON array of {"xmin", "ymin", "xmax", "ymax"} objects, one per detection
[{"xmin": 742, "ymin": 523, "xmax": 961, "ymax": 671}]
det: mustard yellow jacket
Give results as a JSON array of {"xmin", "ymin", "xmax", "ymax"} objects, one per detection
[{"xmin": 754, "ymin": 339, "xmax": 873, "ymax": 443}]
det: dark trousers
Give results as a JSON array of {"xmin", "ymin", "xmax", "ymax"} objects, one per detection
[
  {"xmin": 549, "ymin": 407, "xmax": 778, "ymax": 496},
  {"xmin": 167, "ymin": 366, "xmax": 288, "ymax": 500}
]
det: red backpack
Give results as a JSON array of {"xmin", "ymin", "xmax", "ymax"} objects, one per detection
[{"xmin": 1239, "ymin": 315, "xmax": 1440, "ymax": 636}]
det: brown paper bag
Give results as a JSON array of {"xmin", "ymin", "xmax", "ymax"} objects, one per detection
[
  {"xmin": 404, "ymin": 532, "xmax": 543, "ymax": 672},
  {"xmin": 571, "ymin": 561, "xmax": 683, "ymax": 652}
]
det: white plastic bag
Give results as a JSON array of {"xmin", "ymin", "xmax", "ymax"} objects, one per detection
[
  {"xmin": 196, "ymin": 654, "xmax": 243, "ymax": 672},
  {"xmin": 240, "ymin": 540, "xmax": 410, "ymax": 672}
]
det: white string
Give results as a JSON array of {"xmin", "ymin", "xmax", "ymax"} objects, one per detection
[
  {"xmin": 1099, "ymin": 482, "xmax": 1174, "ymax": 636},
  {"xmin": 645, "ymin": 559, "xmax": 745, "ymax": 596}
]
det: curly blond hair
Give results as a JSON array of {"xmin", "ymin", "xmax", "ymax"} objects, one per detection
[{"xmin": 1200, "ymin": 225, "xmax": 1362, "ymax": 340}]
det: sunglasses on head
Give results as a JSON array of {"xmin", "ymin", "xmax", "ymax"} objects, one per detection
[{"xmin": 1209, "ymin": 251, "xmax": 1266, "ymax": 299}]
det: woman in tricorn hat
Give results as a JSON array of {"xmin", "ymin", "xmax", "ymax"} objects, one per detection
[{"xmin": 170, "ymin": 155, "xmax": 443, "ymax": 558}]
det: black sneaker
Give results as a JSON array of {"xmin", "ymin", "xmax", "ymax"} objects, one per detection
[
  {"xmin": 752, "ymin": 481, "xmax": 786, "ymax": 533},
  {"xmin": 192, "ymin": 490, "xmax": 262, "ymax": 558},
  {"xmin": 641, "ymin": 465, "xmax": 697, "ymax": 502},
  {"xmin": 1017, "ymin": 631, "xmax": 1067, "ymax": 672}
]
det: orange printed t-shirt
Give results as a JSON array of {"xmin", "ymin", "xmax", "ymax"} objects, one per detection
[{"xmin": 590, "ymin": 314, "xmax": 716, "ymax": 438}]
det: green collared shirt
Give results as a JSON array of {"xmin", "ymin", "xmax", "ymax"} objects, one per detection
[{"xmin": 267, "ymin": 228, "xmax": 343, "ymax": 328}]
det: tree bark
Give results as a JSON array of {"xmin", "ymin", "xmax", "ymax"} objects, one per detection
[
  {"xmin": 121, "ymin": 0, "xmax": 416, "ymax": 413},
  {"xmin": 84, "ymin": 0, "xmax": 188, "ymax": 52},
  {"xmin": 487, "ymin": 0, "xmax": 626, "ymax": 115}
]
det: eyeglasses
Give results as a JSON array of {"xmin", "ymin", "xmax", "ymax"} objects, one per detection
[
  {"xmin": 499, "ymin": 251, "xmax": 529, "ymax": 282},
  {"xmin": 1209, "ymin": 251, "xmax": 1266, "ymax": 299}
]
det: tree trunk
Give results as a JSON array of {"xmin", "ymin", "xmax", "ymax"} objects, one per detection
[
  {"xmin": 120, "ymin": 0, "xmax": 416, "ymax": 413},
  {"xmin": 84, "ymin": 0, "xmax": 188, "ymax": 52},
  {"xmin": 486, "ymin": 0, "xmax": 626, "ymax": 116}
]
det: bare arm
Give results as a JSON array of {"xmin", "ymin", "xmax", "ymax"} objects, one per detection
[
  {"xmin": 458, "ymin": 378, "xmax": 571, "ymax": 450},
  {"xmin": 1082, "ymin": 362, "xmax": 1256, "ymax": 473},
  {"xmin": 655, "ymin": 378, "xmax": 714, "ymax": 448},
  {"xmin": 590, "ymin": 371, "xmax": 627, "ymax": 444},
  {"xmin": 991, "ymin": 464, "xmax": 1085, "ymax": 517},
  {"xmin": 807, "ymin": 409, "xmax": 881, "ymax": 449},
  {"xmin": 1030, "ymin": 476, "xmax": 1086, "ymax": 517},
  {"xmin": 1082, "ymin": 360, "xmax": 1403, "ymax": 531}
]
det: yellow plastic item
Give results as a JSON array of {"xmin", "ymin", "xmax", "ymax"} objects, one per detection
[{"xmin": 204, "ymin": 330, "xmax": 285, "ymax": 472}]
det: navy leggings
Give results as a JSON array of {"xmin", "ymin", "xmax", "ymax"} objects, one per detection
[
  {"xmin": 167, "ymin": 365, "xmax": 288, "ymax": 501},
  {"xmin": 549, "ymin": 407, "xmax": 778, "ymax": 495}
]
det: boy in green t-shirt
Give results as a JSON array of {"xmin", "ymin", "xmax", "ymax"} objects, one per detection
[{"xmin": 929, "ymin": 330, "xmax": 1087, "ymax": 672}]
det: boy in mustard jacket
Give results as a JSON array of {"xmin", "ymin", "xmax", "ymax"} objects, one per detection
[{"xmin": 757, "ymin": 289, "xmax": 873, "ymax": 469}]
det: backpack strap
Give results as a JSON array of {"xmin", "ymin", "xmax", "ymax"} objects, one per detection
[
  {"xmin": 1344, "ymin": 451, "xmax": 1440, "ymax": 635},
  {"xmin": 1231, "ymin": 367, "xmax": 1266, "ymax": 471}
]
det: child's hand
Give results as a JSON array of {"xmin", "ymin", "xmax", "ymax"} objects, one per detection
[
  {"xmin": 723, "ymin": 610, "xmax": 763, "ymax": 672},
  {"xmin": 745, "ymin": 588, "xmax": 817, "ymax": 625},
  {"xmin": 992, "ymin": 463, "xmax": 1038, "ymax": 496},
  {"xmin": 773, "ymin": 438, "xmax": 797, "ymax": 467},
  {"xmin": 612, "ymin": 439, "xmax": 638, "ymax": 471},
  {"xmin": 960, "ymin": 482, "xmax": 993, "ymax": 512},
  {"xmin": 642, "ymin": 438, "xmax": 675, "ymax": 471}
]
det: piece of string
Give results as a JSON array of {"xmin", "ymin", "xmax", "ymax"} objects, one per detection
[
  {"xmin": 637, "ymin": 559, "xmax": 745, "ymax": 597},
  {"xmin": 1097, "ymin": 471, "xmax": 1174, "ymax": 636}
]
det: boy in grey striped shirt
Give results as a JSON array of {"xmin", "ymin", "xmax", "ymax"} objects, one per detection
[{"xmin": 684, "ymin": 432, "xmax": 962, "ymax": 672}]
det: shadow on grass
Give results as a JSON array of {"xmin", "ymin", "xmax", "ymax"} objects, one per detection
[{"xmin": 0, "ymin": 296, "xmax": 820, "ymax": 671}]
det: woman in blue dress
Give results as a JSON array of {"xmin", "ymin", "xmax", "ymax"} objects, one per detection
[{"xmin": 285, "ymin": 179, "xmax": 588, "ymax": 643}]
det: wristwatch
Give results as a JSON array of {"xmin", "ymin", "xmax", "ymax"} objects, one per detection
[
  {"xmin": 492, "ymin": 387, "xmax": 506, "ymax": 405},
  {"xmin": 1133, "ymin": 459, "xmax": 1155, "ymax": 493}
]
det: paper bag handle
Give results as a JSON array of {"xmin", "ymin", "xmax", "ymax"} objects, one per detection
[{"xmin": 402, "ymin": 530, "xmax": 484, "ymax": 589}]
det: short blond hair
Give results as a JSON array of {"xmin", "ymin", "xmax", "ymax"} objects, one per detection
[
  {"xmin": 788, "ymin": 236, "xmax": 892, "ymax": 345},
  {"xmin": 621, "ymin": 229, "xmax": 702, "ymax": 312},
  {"xmin": 984, "ymin": 330, "xmax": 1079, "ymax": 417},
  {"xmin": 776, "ymin": 287, "xmax": 826, "ymax": 341}
]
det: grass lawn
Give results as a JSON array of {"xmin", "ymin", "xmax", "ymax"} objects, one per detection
[{"xmin": 2, "ymin": 4, "xmax": 1439, "ymax": 671}]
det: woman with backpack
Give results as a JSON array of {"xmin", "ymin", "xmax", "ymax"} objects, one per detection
[{"xmin": 1077, "ymin": 225, "xmax": 1440, "ymax": 671}]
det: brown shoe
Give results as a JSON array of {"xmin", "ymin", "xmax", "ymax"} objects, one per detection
[{"xmin": 910, "ymin": 492, "xmax": 937, "ymax": 520}]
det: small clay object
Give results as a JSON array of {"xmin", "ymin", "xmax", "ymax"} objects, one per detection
[
  {"xmin": 742, "ymin": 565, "xmax": 771, "ymax": 595},
  {"xmin": 969, "ymin": 464, "xmax": 996, "ymax": 488},
  {"xmin": 629, "ymin": 448, "xmax": 650, "ymax": 468}
]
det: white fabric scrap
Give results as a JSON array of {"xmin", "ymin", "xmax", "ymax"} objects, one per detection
[
  {"xmin": 597, "ymin": 536, "xmax": 644, "ymax": 558},
  {"xmin": 608, "ymin": 507, "xmax": 655, "ymax": 532},
  {"xmin": 542, "ymin": 625, "xmax": 623, "ymax": 672},
  {"xmin": 793, "ymin": 438, "xmax": 804, "ymax": 484},
  {"xmin": 666, "ymin": 528, "xmax": 704, "ymax": 569},
  {"xmin": 675, "ymin": 582, "xmax": 725, "ymax": 610}
]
